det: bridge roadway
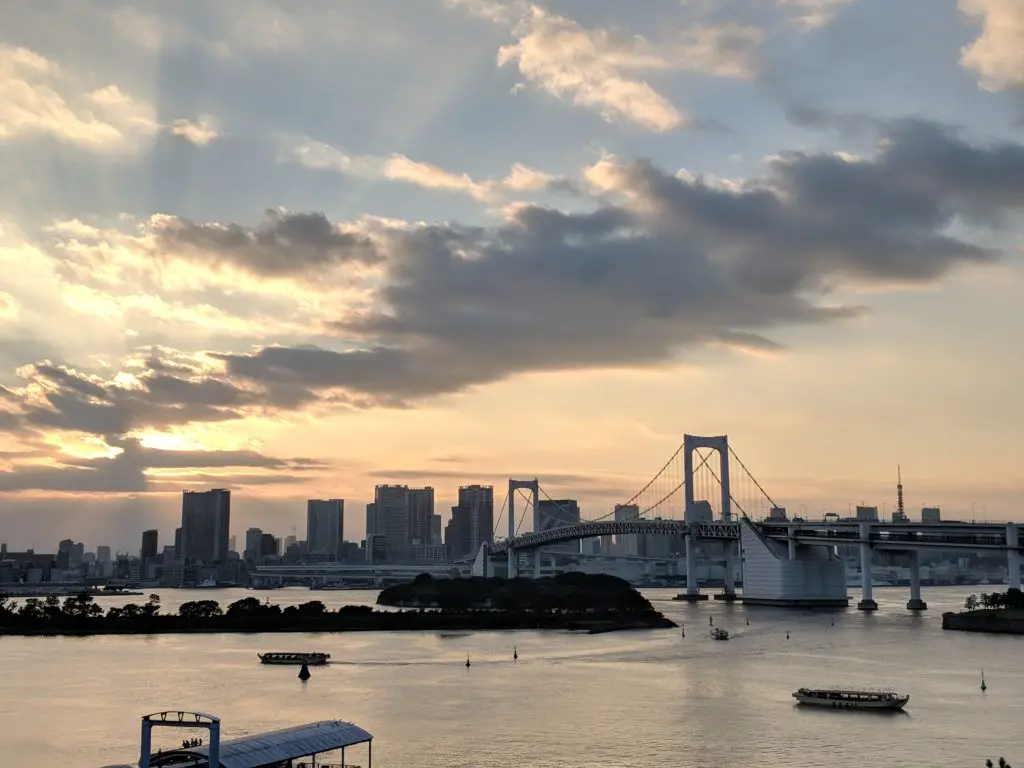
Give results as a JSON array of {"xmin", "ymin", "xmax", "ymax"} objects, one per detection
[
  {"xmin": 249, "ymin": 562, "xmax": 466, "ymax": 586},
  {"xmin": 757, "ymin": 519, "xmax": 1018, "ymax": 551},
  {"xmin": 492, "ymin": 517, "xmax": 1019, "ymax": 554}
]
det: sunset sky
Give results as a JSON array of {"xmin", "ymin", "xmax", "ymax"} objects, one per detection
[{"xmin": 1, "ymin": 0, "xmax": 1022, "ymax": 552}]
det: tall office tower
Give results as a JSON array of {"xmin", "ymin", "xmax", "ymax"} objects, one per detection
[
  {"xmin": 446, "ymin": 485, "xmax": 494, "ymax": 560},
  {"xmin": 431, "ymin": 514, "xmax": 442, "ymax": 546},
  {"xmin": 374, "ymin": 485, "xmax": 411, "ymax": 559},
  {"xmin": 365, "ymin": 503, "xmax": 378, "ymax": 540},
  {"xmin": 614, "ymin": 503, "xmax": 640, "ymax": 556},
  {"xmin": 462, "ymin": 484, "xmax": 493, "ymax": 557},
  {"xmin": 408, "ymin": 487, "xmax": 435, "ymax": 544},
  {"xmin": 535, "ymin": 499, "xmax": 581, "ymax": 554},
  {"xmin": 140, "ymin": 530, "xmax": 158, "ymax": 560},
  {"xmin": 244, "ymin": 527, "xmax": 263, "ymax": 560},
  {"xmin": 180, "ymin": 489, "xmax": 231, "ymax": 563},
  {"xmin": 174, "ymin": 527, "xmax": 183, "ymax": 557},
  {"xmin": 307, "ymin": 499, "xmax": 345, "ymax": 557}
]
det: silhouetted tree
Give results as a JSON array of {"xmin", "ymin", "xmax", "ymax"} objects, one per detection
[
  {"xmin": 284, "ymin": 601, "xmax": 327, "ymax": 616},
  {"xmin": 140, "ymin": 593, "xmax": 161, "ymax": 617},
  {"xmin": 179, "ymin": 600, "xmax": 222, "ymax": 620},
  {"xmin": 18, "ymin": 598, "xmax": 44, "ymax": 620},
  {"xmin": 61, "ymin": 593, "xmax": 102, "ymax": 619}
]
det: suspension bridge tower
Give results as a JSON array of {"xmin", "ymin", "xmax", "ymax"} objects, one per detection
[
  {"xmin": 680, "ymin": 434, "xmax": 738, "ymax": 601},
  {"xmin": 507, "ymin": 479, "xmax": 539, "ymax": 578}
]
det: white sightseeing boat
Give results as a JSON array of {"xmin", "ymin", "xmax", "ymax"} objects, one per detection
[{"xmin": 792, "ymin": 687, "xmax": 909, "ymax": 711}]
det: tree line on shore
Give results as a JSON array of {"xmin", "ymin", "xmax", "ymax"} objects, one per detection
[
  {"xmin": 377, "ymin": 572, "xmax": 657, "ymax": 615},
  {"xmin": 0, "ymin": 573, "xmax": 668, "ymax": 634},
  {"xmin": 0, "ymin": 592, "xmax": 377, "ymax": 629},
  {"xmin": 962, "ymin": 589, "xmax": 1024, "ymax": 612}
]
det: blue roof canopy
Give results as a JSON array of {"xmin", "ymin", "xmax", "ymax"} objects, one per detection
[{"xmin": 150, "ymin": 720, "xmax": 372, "ymax": 768}]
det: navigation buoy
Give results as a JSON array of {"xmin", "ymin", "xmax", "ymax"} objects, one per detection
[
  {"xmin": 298, "ymin": 662, "xmax": 311, "ymax": 681},
  {"xmin": 981, "ymin": 669, "xmax": 987, "ymax": 692},
  {"xmin": 466, "ymin": 655, "xmax": 471, "ymax": 668},
  {"xmin": 746, "ymin": 619, "xmax": 750, "ymax": 626},
  {"xmin": 709, "ymin": 616, "xmax": 714, "ymax": 626},
  {"xmin": 831, "ymin": 617, "xmax": 835, "ymax": 626},
  {"xmin": 513, "ymin": 646, "xmax": 518, "ymax": 661},
  {"xmin": 786, "ymin": 631, "xmax": 790, "ymax": 640}
]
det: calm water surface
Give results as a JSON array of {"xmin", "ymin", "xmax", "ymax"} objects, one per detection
[{"xmin": 1, "ymin": 586, "xmax": 1019, "ymax": 767}]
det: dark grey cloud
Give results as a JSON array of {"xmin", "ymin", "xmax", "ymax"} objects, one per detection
[
  {"xmin": 4, "ymin": 118, "xmax": 1022, "ymax": 442},
  {"xmin": 12, "ymin": 358, "xmax": 274, "ymax": 438},
  {"xmin": 0, "ymin": 438, "xmax": 324, "ymax": 494},
  {"xmin": 211, "ymin": 119, "xmax": 1017, "ymax": 402},
  {"xmin": 153, "ymin": 209, "xmax": 380, "ymax": 277}
]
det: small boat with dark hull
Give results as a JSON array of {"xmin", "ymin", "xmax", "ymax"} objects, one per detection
[
  {"xmin": 793, "ymin": 687, "xmax": 909, "ymax": 711},
  {"xmin": 710, "ymin": 627, "xmax": 729, "ymax": 641},
  {"xmin": 258, "ymin": 651, "xmax": 331, "ymax": 666}
]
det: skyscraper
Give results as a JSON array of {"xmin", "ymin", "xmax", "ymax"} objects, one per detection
[
  {"xmin": 244, "ymin": 527, "xmax": 263, "ymax": 560},
  {"xmin": 180, "ymin": 489, "xmax": 231, "ymax": 563},
  {"xmin": 408, "ymin": 487, "xmax": 434, "ymax": 544},
  {"xmin": 307, "ymin": 499, "xmax": 345, "ymax": 557},
  {"xmin": 374, "ymin": 485, "xmax": 409, "ymax": 544},
  {"xmin": 446, "ymin": 485, "xmax": 494, "ymax": 560},
  {"xmin": 140, "ymin": 529, "xmax": 158, "ymax": 560},
  {"xmin": 535, "ymin": 499, "xmax": 581, "ymax": 554}
]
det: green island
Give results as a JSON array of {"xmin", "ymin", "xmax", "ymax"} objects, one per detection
[
  {"xmin": 942, "ymin": 589, "xmax": 1024, "ymax": 634},
  {"xmin": 0, "ymin": 572, "xmax": 674, "ymax": 636}
]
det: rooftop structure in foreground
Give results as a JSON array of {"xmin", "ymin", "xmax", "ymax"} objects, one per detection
[{"xmin": 106, "ymin": 711, "xmax": 374, "ymax": 768}]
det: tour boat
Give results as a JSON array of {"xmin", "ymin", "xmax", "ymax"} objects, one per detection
[
  {"xmin": 258, "ymin": 651, "xmax": 331, "ymax": 666},
  {"xmin": 792, "ymin": 687, "xmax": 909, "ymax": 711},
  {"xmin": 710, "ymin": 627, "xmax": 729, "ymax": 641}
]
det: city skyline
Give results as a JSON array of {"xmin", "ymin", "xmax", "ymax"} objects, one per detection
[{"xmin": 1, "ymin": 1, "xmax": 1023, "ymax": 550}]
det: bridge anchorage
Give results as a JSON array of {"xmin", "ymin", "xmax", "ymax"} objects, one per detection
[{"xmin": 474, "ymin": 433, "xmax": 1024, "ymax": 612}]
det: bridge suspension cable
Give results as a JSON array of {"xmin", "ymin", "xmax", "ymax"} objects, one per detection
[
  {"xmin": 491, "ymin": 488, "xmax": 510, "ymax": 539},
  {"xmin": 729, "ymin": 446, "xmax": 779, "ymax": 510},
  {"xmin": 514, "ymin": 487, "xmax": 534, "ymax": 536}
]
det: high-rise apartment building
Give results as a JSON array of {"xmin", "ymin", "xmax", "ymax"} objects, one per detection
[
  {"xmin": 535, "ymin": 499, "xmax": 581, "ymax": 554},
  {"xmin": 408, "ymin": 487, "xmax": 434, "ymax": 545},
  {"xmin": 140, "ymin": 530, "xmax": 158, "ymax": 560},
  {"xmin": 365, "ymin": 503, "xmax": 377, "ymax": 540},
  {"xmin": 446, "ymin": 485, "xmax": 494, "ymax": 560},
  {"xmin": 374, "ymin": 485, "xmax": 410, "ymax": 548},
  {"xmin": 613, "ymin": 503, "xmax": 640, "ymax": 556},
  {"xmin": 180, "ymin": 489, "xmax": 231, "ymax": 563},
  {"xmin": 244, "ymin": 527, "xmax": 262, "ymax": 560},
  {"xmin": 307, "ymin": 499, "xmax": 345, "ymax": 557}
]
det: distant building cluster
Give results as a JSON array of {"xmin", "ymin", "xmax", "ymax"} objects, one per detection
[{"xmin": 2, "ymin": 486, "xmax": 1006, "ymax": 590}]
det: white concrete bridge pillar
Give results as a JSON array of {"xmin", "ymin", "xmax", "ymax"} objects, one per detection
[
  {"xmin": 787, "ymin": 525, "xmax": 797, "ymax": 560},
  {"xmin": 686, "ymin": 533, "xmax": 697, "ymax": 596},
  {"xmin": 676, "ymin": 532, "xmax": 708, "ymax": 601},
  {"xmin": 722, "ymin": 543, "xmax": 737, "ymax": 600},
  {"xmin": 1007, "ymin": 524, "xmax": 1021, "ymax": 591},
  {"xmin": 857, "ymin": 521, "xmax": 878, "ymax": 611},
  {"xmin": 906, "ymin": 549, "xmax": 926, "ymax": 610}
]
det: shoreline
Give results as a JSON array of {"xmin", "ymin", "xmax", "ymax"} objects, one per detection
[
  {"xmin": 0, "ymin": 613, "xmax": 676, "ymax": 637},
  {"xmin": 941, "ymin": 609, "xmax": 1024, "ymax": 634}
]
